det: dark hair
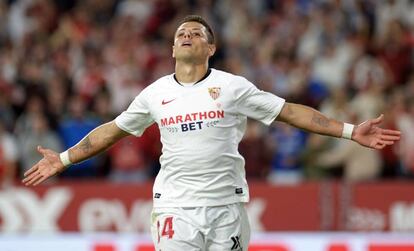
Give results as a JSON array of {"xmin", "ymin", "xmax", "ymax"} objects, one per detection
[{"xmin": 177, "ymin": 15, "xmax": 215, "ymax": 44}]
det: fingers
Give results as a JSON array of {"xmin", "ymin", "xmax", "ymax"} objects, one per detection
[
  {"xmin": 22, "ymin": 167, "xmax": 52, "ymax": 186},
  {"xmin": 379, "ymin": 140, "xmax": 395, "ymax": 146},
  {"xmin": 33, "ymin": 175, "xmax": 49, "ymax": 186},
  {"xmin": 369, "ymin": 136, "xmax": 396, "ymax": 149},
  {"xmin": 37, "ymin": 145, "xmax": 47, "ymax": 155},
  {"xmin": 371, "ymin": 114, "xmax": 384, "ymax": 125},
  {"xmin": 23, "ymin": 146, "xmax": 59, "ymax": 186},
  {"xmin": 370, "ymin": 138, "xmax": 385, "ymax": 149},
  {"xmin": 372, "ymin": 139, "xmax": 395, "ymax": 150},
  {"xmin": 22, "ymin": 170, "xmax": 44, "ymax": 186},
  {"xmin": 22, "ymin": 161, "xmax": 48, "ymax": 186},
  {"xmin": 382, "ymin": 129, "xmax": 402, "ymax": 136},
  {"xmin": 380, "ymin": 134, "xmax": 401, "ymax": 141},
  {"xmin": 24, "ymin": 164, "xmax": 39, "ymax": 177},
  {"xmin": 374, "ymin": 142, "xmax": 386, "ymax": 150}
]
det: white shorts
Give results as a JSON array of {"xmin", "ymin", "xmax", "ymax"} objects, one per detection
[{"xmin": 150, "ymin": 203, "xmax": 250, "ymax": 251}]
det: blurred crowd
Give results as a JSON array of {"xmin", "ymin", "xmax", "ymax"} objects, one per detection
[{"xmin": 0, "ymin": 0, "xmax": 413, "ymax": 186}]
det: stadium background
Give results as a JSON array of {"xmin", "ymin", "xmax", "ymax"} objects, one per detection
[{"xmin": 0, "ymin": 0, "xmax": 414, "ymax": 250}]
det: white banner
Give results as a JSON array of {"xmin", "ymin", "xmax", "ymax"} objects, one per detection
[{"xmin": 1, "ymin": 232, "xmax": 414, "ymax": 251}]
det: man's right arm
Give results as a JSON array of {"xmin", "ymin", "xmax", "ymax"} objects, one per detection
[
  {"xmin": 22, "ymin": 120, "xmax": 130, "ymax": 186},
  {"xmin": 67, "ymin": 121, "xmax": 129, "ymax": 164}
]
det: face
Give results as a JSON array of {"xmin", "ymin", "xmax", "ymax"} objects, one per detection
[{"xmin": 172, "ymin": 21, "xmax": 216, "ymax": 63}]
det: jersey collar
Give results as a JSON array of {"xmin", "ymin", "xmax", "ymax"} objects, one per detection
[{"xmin": 173, "ymin": 68, "xmax": 212, "ymax": 86}]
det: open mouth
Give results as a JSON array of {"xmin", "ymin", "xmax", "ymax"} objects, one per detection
[{"xmin": 181, "ymin": 41, "xmax": 192, "ymax": 47}]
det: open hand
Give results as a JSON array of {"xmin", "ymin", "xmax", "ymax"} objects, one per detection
[
  {"xmin": 22, "ymin": 146, "xmax": 66, "ymax": 186},
  {"xmin": 352, "ymin": 114, "xmax": 401, "ymax": 150}
]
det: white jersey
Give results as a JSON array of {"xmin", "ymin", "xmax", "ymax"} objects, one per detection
[{"xmin": 115, "ymin": 69, "xmax": 285, "ymax": 207}]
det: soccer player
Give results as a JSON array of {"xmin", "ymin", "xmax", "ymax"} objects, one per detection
[{"xmin": 23, "ymin": 15, "xmax": 401, "ymax": 250}]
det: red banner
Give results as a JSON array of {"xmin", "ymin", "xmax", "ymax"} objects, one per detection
[
  {"xmin": 344, "ymin": 182, "xmax": 414, "ymax": 231},
  {"xmin": 1, "ymin": 181, "xmax": 413, "ymax": 232}
]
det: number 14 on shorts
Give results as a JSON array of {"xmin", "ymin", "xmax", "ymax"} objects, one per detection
[{"xmin": 157, "ymin": 216, "xmax": 175, "ymax": 242}]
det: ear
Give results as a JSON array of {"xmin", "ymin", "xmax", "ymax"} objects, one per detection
[
  {"xmin": 208, "ymin": 44, "xmax": 216, "ymax": 57},
  {"xmin": 172, "ymin": 45, "xmax": 176, "ymax": 58}
]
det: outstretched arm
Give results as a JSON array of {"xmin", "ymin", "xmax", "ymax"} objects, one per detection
[
  {"xmin": 276, "ymin": 102, "xmax": 401, "ymax": 149},
  {"xmin": 22, "ymin": 121, "xmax": 130, "ymax": 186}
]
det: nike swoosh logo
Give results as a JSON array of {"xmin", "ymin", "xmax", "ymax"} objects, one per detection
[{"xmin": 162, "ymin": 98, "xmax": 176, "ymax": 105}]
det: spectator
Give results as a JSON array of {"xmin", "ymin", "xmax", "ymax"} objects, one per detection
[
  {"xmin": 316, "ymin": 138, "xmax": 382, "ymax": 182},
  {"xmin": 19, "ymin": 113, "xmax": 63, "ymax": 176},
  {"xmin": 267, "ymin": 122, "xmax": 308, "ymax": 184},
  {"xmin": 0, "ymin": 87, "xmax": 15, "ymax": 131},
  {"xmin": 380, "ymin": 88, "xmax": 404, "ymax": 178},
  {"xmin": 108, "ymin": 135, "xmax": 151, "ymax": 183},
  {"xmin": 315, "ymin": 114, "xmax": 382, "ymax": 182},
  {"xmin": 396, "ymin": 98, "xmax": 414, "ymax": 177},
  {"xmin": 0, "ymin": 121, "xmax": 18, "ymax": 187},
  {"xmin": 91, "ymin": 88, "xmax": 115, "ymax": 123},
  {"xmin": 0, "ymin": 0, "xmax": 410, "ymax": 183},
  {"xmin": 239, "ymin": 120, "xmax": 273, "ymax": 179},
  {"xmin": 58, "ymin": 94, "xmax": 101, "ymax": 178},
  {"xmin": 14, "ymin": 95, "xmax": 47, "ymax": 136}
]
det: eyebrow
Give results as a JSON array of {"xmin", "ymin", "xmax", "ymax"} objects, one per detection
[{"xmin": 176, "ymin": 27, "xmax": 203, "ymax": 32}]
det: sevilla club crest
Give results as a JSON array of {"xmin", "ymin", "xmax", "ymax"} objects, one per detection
[{"xmin": 208, "ymin": 87, "xmax": 221, "ymax": 100}]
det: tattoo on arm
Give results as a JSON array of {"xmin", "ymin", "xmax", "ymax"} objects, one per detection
[
  {"xmin": 311, "ymin": 112, "xmax": 330, "ymax": 128},
  {"xmin": 79, "ymin": 136, "xmax": 92, "ymax": 153}
]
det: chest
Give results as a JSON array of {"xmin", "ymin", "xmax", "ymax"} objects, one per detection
[
  {"xmin": 152, "ymin": 85, "xmax": 231, "ymax": 117},
  {"xmin": 150, "ymin": 85, "xmax": 235, "ymax": 134}
]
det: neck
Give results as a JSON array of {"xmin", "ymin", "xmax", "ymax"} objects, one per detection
[{"xmin": 175, "ymin": 61, "xmax": 209, "ymax": 84}]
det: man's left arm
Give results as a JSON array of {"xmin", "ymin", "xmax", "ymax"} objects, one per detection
[{"xmin": 275, "ymin": 102, "xmax": 401, "ymax": 150}]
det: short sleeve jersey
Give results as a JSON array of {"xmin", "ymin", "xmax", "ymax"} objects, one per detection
[{"xmin": 115, "ymin": 69, "xmax": 285, "ymax": 207}]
